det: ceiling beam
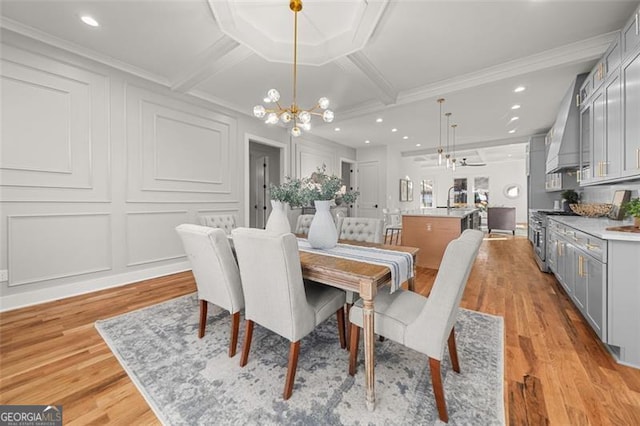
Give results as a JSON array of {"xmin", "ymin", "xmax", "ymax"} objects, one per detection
[
  {"xmin": 339, "ymin": 31, "xmax": 617, "ymax": 120},
  {"xmin": 401, "ymin": 136, "xmax": 529, "ymax": 157},
  {"xmin": 171, "ymin": 35, "xmax": 244, "ymax": 93},
  {"xmin": 337, "ymin": 51, "xmax": 398, "ymax": 105}
]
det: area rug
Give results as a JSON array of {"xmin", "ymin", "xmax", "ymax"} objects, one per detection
[{"xmin": 96, "ymin": 294, "xmax": 504, "ymax": 425}]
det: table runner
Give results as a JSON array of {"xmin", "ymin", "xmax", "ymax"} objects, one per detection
[{"xmin": 297, "ymin": 239, "xmax": 414, "ymax": 293}]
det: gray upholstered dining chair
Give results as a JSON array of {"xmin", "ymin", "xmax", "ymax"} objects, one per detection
[
  {"xmin": 336, "ymin": 217, "xmax": 385, "ymax": 309},
  {"xmin": 336, "ymin": 217, "xmax": 384, "ymax": 243},
  {"xmin": 231, "ymin": 227, "xmax": 346, "ymax": 400},
  {"xmin": 175, "ymin": 224, "xmax": 245, "ymax": 357},
  {"xmin": 294, "ymin": 214, "xmax": 315, "ymax": 235},
  {"xmin": 348, "ymin": 229, "xmax": 483, "ymax": 423},
  {"xmin": 199, "ymin": 214, "xmax": 236, "ymax": 235}
]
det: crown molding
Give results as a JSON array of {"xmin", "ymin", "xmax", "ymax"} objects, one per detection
[
  {"xmin": 0, "ymin": 17, "xmax": 170, "ymax": 87},
  {"xmin": 171, "ymin": 35, "xmax": 241, "ymax": 92},
  {"xmin": 340, "ymin": 31, "xmax": 617, "ymax": 121}
]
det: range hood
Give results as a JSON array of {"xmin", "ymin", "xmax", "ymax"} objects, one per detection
[{"xmin": 546, "ymin": 73, "xmax": 587, "ymax": 174}]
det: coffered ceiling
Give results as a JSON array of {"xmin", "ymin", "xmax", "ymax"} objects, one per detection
[{"xmin": 1, "ymin": 0, "xmax": 637, "ymax": 160}]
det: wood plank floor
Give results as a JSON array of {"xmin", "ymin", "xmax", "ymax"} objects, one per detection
[{"xmin": 2, "ymin": 236, "xmax": 640, "ymax": 424}]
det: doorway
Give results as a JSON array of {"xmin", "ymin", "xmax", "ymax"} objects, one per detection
[
  {"xmin": 356, "ymin": 160, "xmax": 381, "ymax": 218},
  {"xmin": 249, "ymin": 141, "xmax": 281, "ymax": 229},
  {"xmin": 341, "ymin": 159, "xmax": 356, "ymax": 215}
]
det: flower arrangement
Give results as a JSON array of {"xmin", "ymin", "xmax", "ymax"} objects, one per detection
[
  {"xmin": 269, "ymin": 177, "xmax": 305, "ymax": 208},
  {"xmin": 301, "ymin": 165, "xmax": 359, "ymax": 205}
]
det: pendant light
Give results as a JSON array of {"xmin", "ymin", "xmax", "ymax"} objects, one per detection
[
  {"xmin": 451, "ymin": 123, "xmax": 458, "ymax": 171},
  {"xmin": 436, "ymin": 98, "xmax": 445, "ymax": 165},
  {"xmin": 444, "ymin": 112, "xmax": 452, "ymax": 168}
]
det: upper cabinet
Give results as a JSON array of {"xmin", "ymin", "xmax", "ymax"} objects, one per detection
[
  {"xmin": 622, "ymin": 5, "xmax": 640, "ymax": 59},
  {"xmin": 578, "ymin": 6, "xmax": 640, "ymax": 186}
]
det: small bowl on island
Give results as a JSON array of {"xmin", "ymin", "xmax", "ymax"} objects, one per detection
[{"xmin": 569, "ymin": 203, "xmax": 613, "ymax": 218}]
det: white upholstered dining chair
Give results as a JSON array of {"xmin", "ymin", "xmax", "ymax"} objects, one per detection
[
  {"xmin": 231, "ymin": 227, "xmax": 346, "ymax": 400},
  {"xmin": 199, "ymin": 214, "xmax": 236, "ymax": 235},
  {"xmin": 175, "ymin": 224, "xmax": 245, "ymax": 357},
  {"xmin": 294, "ymin": 214, "xmax": 315, "ymax": 235},
  {"xmin": 348, "ymin": 229, "xmax": 483, "ymax": 423},
  {"xmin": 336, "ymin": 217, "xmax": 384, "ymax": 243}
]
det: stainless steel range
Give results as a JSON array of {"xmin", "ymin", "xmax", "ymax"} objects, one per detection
[{"xmin": 529, "ymin": 209, "xmax": 577, "ymax": 272}]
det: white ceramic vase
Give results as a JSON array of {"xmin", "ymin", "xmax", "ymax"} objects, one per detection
[
  {"xmin": 307, "ymin": 200, "xmax": 338, "ymax": 249},
  {"xmin": 265, "ymin": 200, "xmax": 292, "ymax": 234}
]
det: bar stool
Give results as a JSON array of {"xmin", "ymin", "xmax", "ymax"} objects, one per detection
[{"xmin": 385, "ymin": 225, "xmax": 402, "ymax": 245}]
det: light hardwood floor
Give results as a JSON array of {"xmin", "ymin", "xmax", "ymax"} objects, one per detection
[{"xmin": 1, "ymin": 236, "xmax": 640, "ymax": 424}]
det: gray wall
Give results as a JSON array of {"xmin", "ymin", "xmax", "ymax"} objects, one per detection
[{"xmin": 0, "ymin": 30, "xmax": 355, "ymax": 311}]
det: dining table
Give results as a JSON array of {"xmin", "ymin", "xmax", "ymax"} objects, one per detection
[{"xmin": 297, "ymin": 238, "xmax": 419, "ymax": 411}]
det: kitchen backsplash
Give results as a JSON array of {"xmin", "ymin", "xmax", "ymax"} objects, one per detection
[{"xmin": 579, "ymin": 182, "xmax": 640, "ymax": 204}]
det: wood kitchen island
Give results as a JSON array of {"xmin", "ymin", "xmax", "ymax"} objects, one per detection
[{"xmin": 402, "ymin": 208, "xmax": 480, "ymax": 269}]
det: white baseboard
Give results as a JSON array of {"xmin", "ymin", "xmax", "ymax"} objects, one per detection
[{"xmin": 0, "ymin": 261, "xmax": 191, "ymax": 313}]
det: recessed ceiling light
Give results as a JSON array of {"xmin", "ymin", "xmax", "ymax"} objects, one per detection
[
  {"xmin": 416, "ymin": 143, "xmax": 421, "ymax": 147},
  {"xmin": 510, "ymin": 117, "xmax": 519, "ymax": 121},
  {"xmin": 403, "ymin": 136, "xmax": 409, "ymax": 140},
  {"xmin": 514, "ymin": 86, "xmax": 526, "ymax": 93},
  {"xmin": 365, "ymin": 140, "xmax": 370, "ymax": 144},
  {"xmin": 508, "ymin": 154, "xmax": 512, "ymax": 157},
  {"xmin": 511, "ymin": 104, "xmax": 521, "ymax": 110},
  {"xmin": 391, "ymin": 128, "xmax": 398, "ymax": 132},
  {"xmin": 376, "ymin": 118, "xmax": 383, "ymax": 123},
  {"xmin": 334, "ymin": 127, "xmax": 340, "ymax": 131},
  {"xmin": 508, "ymin": 129, "xmax": 516, "ymax": 134},
  {"xmin": 80, "ymin": 15, "xmax": 100, "ymax": 27}
]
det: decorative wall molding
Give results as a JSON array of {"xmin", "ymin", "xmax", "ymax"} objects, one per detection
[
  {"xmin": 0, "ymin": 45, "xmax": 110, "ymax": 202},
  {"xmin": 125, "ymin": 210, "xmax": 189, "ymax": 266},
  {"xmin": 125, "ymin": 83, "xmax": 238, "ymax": 203},
  {"xmin": 7, "ymin": 213, "xmax": 112, "ymax": 286}
]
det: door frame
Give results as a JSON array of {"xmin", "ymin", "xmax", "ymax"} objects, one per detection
[
  {"xmin": 244, "ymin": 133, "xmax": 289, "ymax": 227},
  {"xmin": 340, "ymin": 156, "xmax": 357, "ymax": 215}
]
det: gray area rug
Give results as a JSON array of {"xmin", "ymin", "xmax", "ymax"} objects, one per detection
[{"xmin": 96, "ymin": 293, "xmax": 504, "ymax": 425}]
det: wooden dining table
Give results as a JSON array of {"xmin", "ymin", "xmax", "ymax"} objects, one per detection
[{"xmin": 298, "ymin": 239, "xmax": 419, "ymax": 411}]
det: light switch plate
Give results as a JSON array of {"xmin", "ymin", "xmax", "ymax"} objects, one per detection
[{"xmin": 0, "ymin": 270, "xmax": 8, "ymax": 282}]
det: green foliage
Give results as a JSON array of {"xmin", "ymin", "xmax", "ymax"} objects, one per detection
[
  {"xmin": 622, "ymin": 197, "xmax": 640, "ymax": 218},
  {"xmin": 269, "ymin": 177, "xmax": 305, "ymax": 207},
  {"xmin": 561, "ymin": 189, "xmax": 580, "ymax": 204},
  {"xmin": 301, "ymin": 164, "xmax": 344, "ymax": 202}
]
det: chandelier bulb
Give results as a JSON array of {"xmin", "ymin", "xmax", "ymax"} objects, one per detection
[
  {"xmin": 281, "ymin": 111, "xmax": 292, "ymax": 123},
  {"xmin": 438, "ymin": 152, "xmax": 443, "ymax": 165},
  {"xmin": 291, "ymin": 126, "xmax": 301, "ymax": 137},
  {"xmin": 301, "ymin": 121, "xmax": 311, "ymax": 131},
  {"xmin": 253, "ymin": 105, "xmax": 266, "ymax": 119},
  {"xmin": 299, "ymin": 111, "xmax": 311, "ymax": 124},
  {"xmin": 266, "ymin": 112, "xmax": 279, "ymax": 124},
  {"xmin": 322, "ymin": 110, "xmax": 334, "ymax": 123},
  {"xmin": 318, "ymin": 97, "xmax": 330, "ymax": 109},
  {"xmin": 267, "ymin": 89, "xmax": 280, "ymax": 103}
]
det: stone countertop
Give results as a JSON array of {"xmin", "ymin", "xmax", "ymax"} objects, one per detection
[
  {"xmin": 402, "ymin": 208, "xmax": 479, "ymax": 219},
  {"xmin": 549, "ymin": 216, "xmax": 640, "ymax": 242}
]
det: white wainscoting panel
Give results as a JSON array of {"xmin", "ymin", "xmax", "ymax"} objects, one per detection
[
  {"xmin": 0, "ymin": 44, "xmax": 109, "ymax": 202},
  {"xmin": 7, "ymin": 213, "xmax": 112, "ymax": 286},
  {"xmin": 126, "ymin": 210, "xmax": 189, "ymax": 266},
  {"xmin": 125, "ymin": 84, "xmax": 237, "ymax": 203},
  {"xmin": 294, "ymin": 140, "xmax": 336, "ymax": 178}
]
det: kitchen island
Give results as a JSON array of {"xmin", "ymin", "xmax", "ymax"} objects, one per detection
[
  {"xmin": 402, "ymin": 208, "xmax": 480, "ymax": 269},
  {"xmin": 548, "ymin": 216, "xmax": 640, "ymax": 369}
]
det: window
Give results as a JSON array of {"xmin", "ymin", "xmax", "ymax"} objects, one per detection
[
  {"xmin": 420, "ymin": 179, "xmax": 433, "ymax": 208},
  {"xmin": 474, "ymin": 177, "xmax": 489, "ymax": 211},
  {"xmin": 453, "ymin": 178, "xmax": 467, "ymax": 206}
]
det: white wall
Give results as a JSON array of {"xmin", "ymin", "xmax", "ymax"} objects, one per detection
[{"xmin": 0, "ymin": 30, "xmax": 354, "ymax": 311}]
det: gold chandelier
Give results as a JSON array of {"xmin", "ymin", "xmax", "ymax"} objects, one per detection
[{"xmin": 252, "ymin": 0, "xmax": 334, "ymax": 137}]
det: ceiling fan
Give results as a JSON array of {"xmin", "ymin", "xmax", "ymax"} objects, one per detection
[{"xmin": 460, "ymin": 158, "xmax": 486, "ymax": 167}]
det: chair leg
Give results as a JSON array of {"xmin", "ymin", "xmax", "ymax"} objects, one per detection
[
  {"xmin": 284, "ymin": 341, "xmax": 301, "ymax": 400},
  {"xmin": 429, "ymin": 357, "xmax": 448, "ymax": 423},
  {"xmin": 345, "ymin": 303, "xmax": 352, "ymax": 350},
  {"xmin": 448, "ymin": 327, "xmax": 460, "ymax": 373},
  {"xmin": 348, "ymin": 323, "xmax": 360, "ymax": 376},
  {"xmin": 239, "ymin": 320, "xmax": 254, "ymax": 367},
  {"xmin": 198, "ymin": 300, "xmax": 208, "ymax": 338},
  {"xmin": 336, "ymin": 307, "xmax": 346, "ymax": 349},
  {"xmin": 228, "ymin": 311, "xmax": 240, "ymax": 358}
]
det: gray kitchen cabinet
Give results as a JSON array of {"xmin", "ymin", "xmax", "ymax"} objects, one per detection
[
  {"xmin": 622, "ymin": 6, "xmax": 640, "ymax": 59},
  {"xmin": 548, "ymin": 219, "xmax": 608, "ymax": 342},
  {"xmin": 622, "ymin": 47, "xmax": 640, "ymax": 178},
  {"xmin": 579, "ymin": 99, "xmax": 592, "ymax": 184},
  {"xmin": 585, "ymin": 254, "xmax": 606, "ymax": 340},
  {"xmin": 590, "ymin": 88, "xmax": 606, "ymax": 181},
  {"xmin": 603, "ymin": 70, "xmax": 623, "ymax": 179},
  {"xmin": 608, "ymin": 240, "xmax": 640, "ymax": 367}
]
